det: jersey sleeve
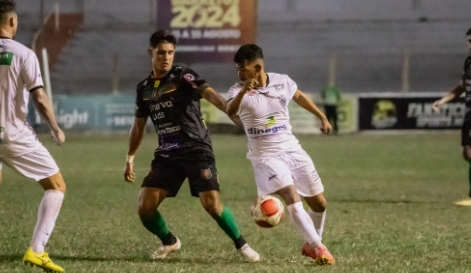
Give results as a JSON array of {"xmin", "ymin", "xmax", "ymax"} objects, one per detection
[
  {"xmin": 21, "ymin": 51, "xmax": 44, "ymax": 92},
  {"xmin": 181, "ymin": 68, "xmax": 209, "ymax": 97},
  {"xmin": 285, "ymin": 75, "xmax": 298, "ymax": 99},
  {"xmin": 135, "ymin": 82, "xmax": 150, "ymax": 118},
  {"xmin": 227, "ymin": 83, "xmax": 242, "ymax": 101}
]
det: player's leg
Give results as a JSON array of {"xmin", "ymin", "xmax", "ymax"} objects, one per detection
[
  {"xmin": 304, "ymin": 193, "xmax": 327, "ymax": 238},
  {"xmin": 140, "ymin": 157, "xmax": 186, "ymax": 259},
  {"xmin": 454, "ymin": 122, "xmax": 471, "ymax": 206},
  {"xmin": 189, "ymin": 160, "xmax": 259, "ymax": 262},
  {"xmin": 284, "ymin": 150, "xmax": 334, "ymax": 264},
  {"xmin": 455, "ymin": 145, "xmax": 471, "ymax": 206},
  {"xmin": 2, "ymin": 146, "xmax": 66, "ymax": 272},
  {"xmin": 0, "ymin": 162, "xmax": 3, "ymax": 185},
  {"xmin": 332, "ymin": 106, "xmax": 339, "ymax": 134}
]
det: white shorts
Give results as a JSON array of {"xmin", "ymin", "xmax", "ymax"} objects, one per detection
[
  {"xmin": 0, "ymin": 144, "xmax": 59, "ymax": 181},
  {"xmin": 250, "ymin": 149, "xmax": 324, "ymax": 197}
]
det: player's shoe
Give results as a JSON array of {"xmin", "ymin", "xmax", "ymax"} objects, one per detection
[
  {"xmin": 301, "ymin": 243, "xmax": 335, "ymax": 265},
  {"xmin": 23, "ymin": 248, "xmax": 65, "ymax": 273},
  {"xmin": 237, "ymin": 244, "xmax": 260, "ymax": 262},
  {"xmin": 150, "ymin": 237, "xmax": 181, "ymax": 259},
  {"xmin": 453, "ymin": 197, "xmax": 471, "ymax": 206}
]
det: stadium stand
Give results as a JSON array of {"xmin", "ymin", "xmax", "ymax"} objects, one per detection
[{"xmin": 14, "ymin": 0, "xmax": 471, "ymax": 95}]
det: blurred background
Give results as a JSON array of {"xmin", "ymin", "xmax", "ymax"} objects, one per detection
[{"xmin": 14, "ymin": 0, "xmax": 471, "ymax": 133}]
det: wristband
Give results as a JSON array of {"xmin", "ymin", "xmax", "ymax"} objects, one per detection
[{"xmin": 126, "ymin": 155, "xmax": 135, "ymax": 163}]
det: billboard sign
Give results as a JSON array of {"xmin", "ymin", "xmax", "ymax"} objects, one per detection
[
  {"xmin": 156, "ymin": 0, "xmax": 257, "ymax": 63},
  {"xmin": 358, "ymin": 93, "xmax": 465, "ymax": 130}
]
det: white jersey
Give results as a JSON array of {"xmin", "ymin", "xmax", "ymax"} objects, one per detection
[
  {"xmin": 0, "ymin": 38, "xmax": 43, "ymax": 157},
  {"xmin": 227, "ymin": 72, "xmax": 301, "ymax": 159}
]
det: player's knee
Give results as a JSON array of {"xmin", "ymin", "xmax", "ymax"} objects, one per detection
[
  {"xmin": 138, "ymin": 206, "xmax": 155, "ymax": 220},
  {"xmin": 312, "ymin": 198, "xmax": 327, "ymax": 212},
  {"xmin": 39, "ymin": 172, "xmax": 66, "ymax": 193}
]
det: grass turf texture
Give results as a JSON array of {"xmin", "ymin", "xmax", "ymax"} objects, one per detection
[{"xmin": 1, "ymin": 133, "xmax": 470, "ymax": 273}]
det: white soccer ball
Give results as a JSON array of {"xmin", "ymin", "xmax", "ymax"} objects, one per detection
[{"xmin": 251, "ymin": 195, "xmax": 285, "ymax": 228}]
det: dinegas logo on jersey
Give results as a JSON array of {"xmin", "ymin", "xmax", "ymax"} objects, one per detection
[{"xmin": 247, "ymin": 125, "xmax": 287, "ymax": 135}]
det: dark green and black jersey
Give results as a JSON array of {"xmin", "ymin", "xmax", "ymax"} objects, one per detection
[
  {"xmin": 135, "ymin": 65, "xmax": 213, "ymax": 153},
  {"xmin": 463, "ymin": 56, "xmax": 471, "ymax": 118}
]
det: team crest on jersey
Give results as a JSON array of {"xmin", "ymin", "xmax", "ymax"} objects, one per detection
[
  {"xmin": 274, "ymin": 84, "xmax": 284, "ymax": 91},
  {"xmin": 184, "ymin": 73, "xmax": 195, "ymax": 81},
  {"xmin": 201, "ymin": 168, "xmax": 212, "ymax": 179}
]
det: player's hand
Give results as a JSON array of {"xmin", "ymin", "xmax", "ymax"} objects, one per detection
[
  {"xmin": 432, "ymin": 100, "xmax": 442, "ymax": 112},
  {"xmin": 243, "ymin": 77, "xmax": 259, "ymax": 92},
  {"xmin": 124, "ymin": 162, "xmax": 135, "ymax": 183},
  {"xmin": 320, "ymin": 118, "xmax": 333, "ymax": 135},
  {"xmin": 50, "ymin": 128, "xmax": 65, "ymax": 145}
]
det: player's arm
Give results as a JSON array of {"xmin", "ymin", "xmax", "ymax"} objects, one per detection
[
  {"xmin": 433, "ymin": 83, "xmax": 465, "ymax": 111},
  {"xmin": 292, "ymin": 89, "xmax": 332, "ymax": 134},
  {"xmin": 226, "ymin": 78, "xmax": 258, "ymax": 117},
  {"xmin": 124, "ymin": 116, "xmax": 147, "ymax": 183},
  {"xmin": 202, "ymin": 87, "xmax": 243, "ymax": 127},
  {"xmin": 30, "ymin": 87, "xmax": 65, "ymax": 145}
]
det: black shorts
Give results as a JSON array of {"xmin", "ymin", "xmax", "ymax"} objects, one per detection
[
  {"xmin": 141, "ymin": 148, "xmax": 220, "ymax": 197},
  {"xmin": 462, "ymin": 119, "xmax": 471, "ymax": 146}
]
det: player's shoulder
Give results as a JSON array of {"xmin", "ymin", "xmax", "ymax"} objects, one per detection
[
  {"xmin": 136, "ymin": 75, "xmax": 152, "ymax": 92},
  {"xmin": 267, "ymin": 72, "xmax": 295, "ymax": 86},
  {"xmin": 228, "ymin": 81, "xmax": 243, "ymax": 92},
  {"xmin": 465, "ymin": 56, "xmax": 471, "ymax": 66},
  {"xmin": 2, "ymin": 39, "xmax": 35, "ymax": 59}
]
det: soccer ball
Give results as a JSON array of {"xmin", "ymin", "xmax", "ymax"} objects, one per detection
[{"xmin": 251, "ymin": 195, "xmax": 285, "ymax": 228}]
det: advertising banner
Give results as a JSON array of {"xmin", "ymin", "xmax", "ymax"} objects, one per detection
[
  {"xmin": 358, "ymin": 93, "xmax": 465, "ymax": 130},
  {"xmin": 156, "ymin": 0, "xmax": 257, "ymax": 63}
]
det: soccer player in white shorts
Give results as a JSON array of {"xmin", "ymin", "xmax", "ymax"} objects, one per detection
[
  {"xmin": 226, "ymin": 44, "xmax": 335, "ymax": 265},
  {"xmin": 0, "ymin": 1, "xmax": 66, "ymax": 272}
]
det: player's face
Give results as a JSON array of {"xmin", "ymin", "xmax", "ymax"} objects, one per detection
[
  {"xmin": 467, "ymin": 35, "xmax": 471, "ymax": 55},
  {"xmin": 149, "ymin": 42, "xmax": 175, "ymax": 73},
  {"xmin": 235, "ymin": 60, "xmax": 258, "ymax": 81}
]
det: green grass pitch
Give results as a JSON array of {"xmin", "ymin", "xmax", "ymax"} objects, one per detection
[{"xmin": 1, "ymin": 133, "xmax": 471, "ymax": 273}]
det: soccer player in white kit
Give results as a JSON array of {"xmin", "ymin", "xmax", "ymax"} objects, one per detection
[
  {"xmin": 0, "ymin": 1, "xmax": 66, "ymax": 272},
  {"xmin": 226, "ymin": 44, "xmax": 335, "ymax": 265}
]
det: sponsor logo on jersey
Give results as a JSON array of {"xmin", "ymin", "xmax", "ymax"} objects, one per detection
[
  {"xmin": 159, "ymin": 143, "xmax": 179, "ymax": 150},
  {"xmin": 157, "ymin": 125, "xmax": 181, "ymax": 135},
  {"xmin": 247, "ymin": 125, "xmax": 287, "ymax": 135},
  {"xmin": 154, "ymin": 80, "xmax": 160, "ymax": 88},
  {"xmin": 265, "ymin": 116, "xmax": 276, "ymax": 128},
  {"xmin": 150, "ymin": 101, "xmax": 173, "ymax": 111},
  {"xmin": 0, "ymin": 51, "xmax": 13, "ymax": 66},
  {"xmin": 201, "ymin": 168, "xmax": 212, "ymax": 179}
]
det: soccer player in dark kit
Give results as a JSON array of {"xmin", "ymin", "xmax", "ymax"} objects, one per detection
[
  {"xmin": 123, "ymin": 30, "xmax": 259, "ymax": 262},
  {"xmin": 433, "ymin": 27, "xmax": 471, "ymax": 206}
]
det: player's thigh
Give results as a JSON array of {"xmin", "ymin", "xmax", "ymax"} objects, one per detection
[
  {"xmin": 185, "ymin": 157, "xmax": 220, "ymax": 198},
  {"xmin": 461, "ymin": 120, "xmax": 471, "ymax": 160},
  {"xmin": 1, "ymin": 145, "xmax": 61, "ymax": 184},
  {"xmin": 141, "ymin": 156, "xmax": 187, "ymax": 198},
  {"xmin": 252, "ymin": 157, "xmax": 294, "ymax": 196},
  {"xmin": 287, "ymin": 150, "xmax": 324, "ymax": 197}
]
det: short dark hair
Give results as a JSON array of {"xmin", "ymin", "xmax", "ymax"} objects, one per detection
[
  {"xmin": 0, "ymin": 0, "xmax": 15, "ymax": 21},
  {"xmin": 149, "ymin": 30, "xmax": 177, "ymax": 48},
  {"xmin": 234, "ymin": 44, "xmax": 264, "ymax": 64},
  {"xmin": 467, "ymin": 28, "xmax": 471, "ymax": 36}
]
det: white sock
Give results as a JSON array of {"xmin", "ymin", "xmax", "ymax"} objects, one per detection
[
  {"xmin": 30, "ymin": 190, "xmax": 64, "ymax": 253},
  {"xmin": 287, "ymin": 202, "xmax": 323, "ymax": 248},
  {"xmin": 307, "ymin": 208, "xmax": 326, "ymax": 239}
]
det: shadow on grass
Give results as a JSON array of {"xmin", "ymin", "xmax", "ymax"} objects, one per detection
[{"xmin": 4, "ymin": 254, "xmax": 242, "ymax": 265}]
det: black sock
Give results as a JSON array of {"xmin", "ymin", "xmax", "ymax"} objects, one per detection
[
  {"xmin": 234, "ymin": 236, "xmax": 247, "ymax": 249},
  {"xmin": 161, "ymin": 232, "xmax": 177, "ymax": 246}
]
